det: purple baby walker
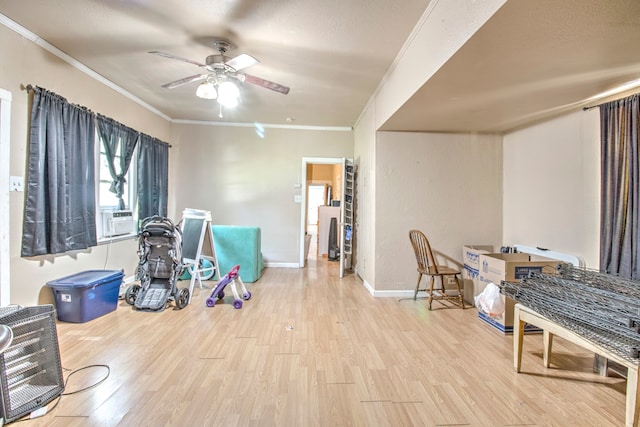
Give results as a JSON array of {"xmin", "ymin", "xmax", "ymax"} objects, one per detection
[{"xmin": 206, "ymin": 264, "xmax": 252, "ymax": 309}]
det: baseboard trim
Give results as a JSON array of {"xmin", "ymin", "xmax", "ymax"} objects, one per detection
[
  {"xmin": 371, "ymin": 289, "xmax": 416, "ymax": 298},
  {"xmin": 360, "ymin": 278, "xmax": 374, "ymax": 295},
  {"xmin": 263, "ymin": 262, "xmax": 299, "ymax": 268}
]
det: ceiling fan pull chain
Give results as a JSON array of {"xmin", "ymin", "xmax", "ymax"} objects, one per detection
[{"xmin": 218, "ymin": 104, "xmax": 223, "ymax": 119}]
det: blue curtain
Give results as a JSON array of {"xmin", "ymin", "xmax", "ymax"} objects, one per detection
[
  {"xmin": 96, "ymin": 114, "xmax": 139, "ymax": 210},
  {"xmin": 600, "ymin": 93, "xmax": 640, "ymax": 278},
  {"xmin": 21, "ymin": 87, "xmax": 97, "ymax": 257},
  {"xmin": 137, "ymin": 134, "xmax": 169, "ymax": 220}
]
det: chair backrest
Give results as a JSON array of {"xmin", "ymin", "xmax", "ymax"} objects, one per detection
[{"xmin": 409, "ymin": 229, "xmax": 439, "ymax": 274}]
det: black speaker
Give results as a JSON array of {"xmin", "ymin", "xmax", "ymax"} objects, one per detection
[{"xmin": 328, "ymin": 217, "xmax": 339, "ymax": 261}]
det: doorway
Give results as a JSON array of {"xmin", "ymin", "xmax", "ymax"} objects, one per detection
[{"xmin": 299, "ymin": 157, "xmax": 343, "ymax": 268}]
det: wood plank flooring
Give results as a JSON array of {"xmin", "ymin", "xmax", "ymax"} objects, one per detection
[{"xmin": 22, "ymin": 259, "xmax": 627, "ymax": 426}]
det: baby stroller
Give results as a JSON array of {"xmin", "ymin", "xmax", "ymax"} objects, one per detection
[{"xmin": 124, "ymin": 216, "xmax": 190, "ymax": 311}]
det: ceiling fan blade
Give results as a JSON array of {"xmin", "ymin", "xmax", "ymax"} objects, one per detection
[
  {"xmin": 243, "ymin": 74, "xmax": 290, "ymax": 95},
  {"xmin": 162, "ymin": 74, "xmax": 207, "ymax": 89},
  {"xmin": 226, "ymin": 53, "xmax": 259, "ymax": 71},
  {"xmin": 149, "ymin": 50, "xmax": 207, "ymax": 68}
]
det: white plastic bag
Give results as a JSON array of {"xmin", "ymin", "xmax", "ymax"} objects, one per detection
[{"xmin": 474, "ymin": 282, "xmax": 505, "ymax": 318}]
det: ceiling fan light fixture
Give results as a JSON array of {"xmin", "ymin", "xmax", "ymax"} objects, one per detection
[
  {"xmin": 196, "ymin": 81, "xmax": 217, "ymax": 99},
  {"xmin": 217, "ymin": 80, "xmax": 240, "ymax": 108}
]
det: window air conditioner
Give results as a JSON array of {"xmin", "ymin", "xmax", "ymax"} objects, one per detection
[{"xmin": 102, "ymin": 210, "xmax": 135, "ymax": 237}]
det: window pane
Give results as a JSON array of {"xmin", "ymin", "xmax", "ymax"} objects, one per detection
[
  {"xmin": 98, "ymin": 150, "xmax": 129, "ymax": 209},
  {"xmin": 99, "ymin": 181, "xmax": 120, "ymax": 208}
]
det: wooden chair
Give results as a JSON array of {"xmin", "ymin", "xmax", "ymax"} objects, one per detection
[{"xmin": 408, "ymin": 230, "xmax": 464, "ymax": 310}]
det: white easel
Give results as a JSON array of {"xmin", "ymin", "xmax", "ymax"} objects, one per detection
[{"xmin": 181, "ymin": 209, "xmax": 220, "ymax": 302}]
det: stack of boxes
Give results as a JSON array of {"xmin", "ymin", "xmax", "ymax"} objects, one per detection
[
  {"xmin": 463, "ymin": 245, "xmax": 561, "ymax": 333},
  {"xmin": 462, "ymin": 245, "xmax": 495, "ymax": 305}
]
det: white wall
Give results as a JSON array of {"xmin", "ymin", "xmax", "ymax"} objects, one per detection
[
  {"xmin": 171, "ymin": 123, "xmax": 353, "ymax": 264},
  {"xmin": 0, "ymin": 24, "xmax": 172, "ymax": 306},
  {"xmin": 503, "ymin": 109, "xmax": 600, "ymax": 267},
  {"xmin": 353, "ymin": 103, "xmax": 377, "ymax": 287},
  {"xmin": 1, "ymin": 19, "xmax": 353, "ymax": 306},
  {"xmin": 374, "ymin": 131, "xmax": 503, "ymax": 292},
  {"xmin": 353, "ymin": 0, "xmax": 507, "ymax": 294}
]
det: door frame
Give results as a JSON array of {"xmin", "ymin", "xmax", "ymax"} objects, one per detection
[
  {"xmin": 0, "ymin": 88, "xmax": 12, "ymax": 305},
  {"xmin": 299, "ymin": 157, "xmax": 343, "ymax": 267}
]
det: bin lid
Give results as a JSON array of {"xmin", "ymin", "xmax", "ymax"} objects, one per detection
[{"xmin": 46, "ymin": 270, "xmax": 124, "ymax": 289}]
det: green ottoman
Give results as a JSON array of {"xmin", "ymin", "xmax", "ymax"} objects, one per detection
[{"xmin": 211, "ymin": 225, "xmax": 264, "ymax": 282}]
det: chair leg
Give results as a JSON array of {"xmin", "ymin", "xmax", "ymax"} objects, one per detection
[
  {"xmin": 455, "ymin": 275, "xmax": 465, "ymax": 309},
  {"xmin": 413, "ymin": 273, "xmax": 422, "ymax": 300},
  {"xmin": 427, "ymin": 276, "xmax": 435, "ymax": 310}
]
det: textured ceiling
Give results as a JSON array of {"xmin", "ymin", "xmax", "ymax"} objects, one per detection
[
  {"xmin": 1, "ymin": 0, "xmax": 640, "ymax": 133},
  {"xmin": 0, "ymin": 0, "xmax": 431, "ymax": 128},
  {"xmin": 381, "ymin": 0, "xmax": 640, "ymax": 133}
]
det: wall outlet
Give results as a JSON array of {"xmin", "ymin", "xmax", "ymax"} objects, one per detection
[{"xmin": 10, "ymin": 176, "xmax": 24, "ymax": 192}]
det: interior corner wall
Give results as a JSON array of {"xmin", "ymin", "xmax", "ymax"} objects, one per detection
[
  {"xmin": 374, "ymin": 131, "xmax": 502, "ymax": 292},
  {"xmin": 353, "ymin": 104, "xmax": 377, "ymax": 287},
  {"xmin": 0, "ymin": 24, "xmax": 172, "ymax": 306},
  {"xmin": 374, "ymin": 0, "xmax": 506, "ymax": 126},
  {"xmin": 170, "ymin": 123, "xmax": 353, "ymax": 265},
  {"xmin": 503, "ymin": 109, "xmax": 600, "ymax": 268}
]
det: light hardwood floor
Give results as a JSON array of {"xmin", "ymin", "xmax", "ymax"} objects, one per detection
[{"xmin": 25, "ymin": 259, "xmax": 627, "ymax": 426}]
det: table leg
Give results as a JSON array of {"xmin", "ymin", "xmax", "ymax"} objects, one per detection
[
  {"xmin": 626, "ymin": 366, "xmax": 640, "ymax": 427},
  {"xmin": 543, "ymin": 330, "xmax": 553, "ymax": 368},
  {"xmin": 514, "ymin": 304, "xmax": 525, "ymax": 372}
]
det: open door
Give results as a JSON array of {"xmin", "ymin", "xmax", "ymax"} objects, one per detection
[{"xmin": 339, "ymin": 158, "xmax": 355, "ymax": 278}]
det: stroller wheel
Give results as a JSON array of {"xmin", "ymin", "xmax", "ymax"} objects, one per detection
[
  {"xmin": 233, "ymin": 299, "xmax": 243, "ymax": 309},
  {"xmin": 242, "ymin": 291, "xmax": 252, "ymax": 301},
  {"xmin": 125, "ymin": 284, "xmax": 141, "ymax": 305},
  {"xmin": 175, "ymin": 287, "xmax": 190, "ymax": 310},
  {"xmin": 217, "ymin": 291, "xmax": 224, "ymax": 300}
]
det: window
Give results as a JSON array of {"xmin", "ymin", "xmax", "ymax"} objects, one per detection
[
  {"xmin": 98, "ymin": 145, "xmax": 132, "ymax": 209},
  {"xmin": 22, "ymin": 86, "xmax": 168, "ymax": 254},
  {"xmin": 95, "ymin": 133, "xmax": 138, "ymax": 240}
]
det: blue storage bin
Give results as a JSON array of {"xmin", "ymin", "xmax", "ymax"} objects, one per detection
[{"xmin": 46, "ymin": 270, "xmax": 123, "ymax": 323}]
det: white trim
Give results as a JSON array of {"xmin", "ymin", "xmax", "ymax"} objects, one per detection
[
  {"xmin": 353, "ymin": 0, "xmax": 440, "ymax": 129},
  {"xmin": 366, "ymin": 287, "xmax": 432, "ymax": 299},
  {"xmin": 97, "ymin": 233, "xmax": 137, "ymax": 245},
  {"xmin": 372, "ymin": 289, "xmax": 416, "ymax": 298},
  {"xmin": 0, "ymin": 13, "xmax": 357, "ymax": 132},
  {"xmin": 358, "ymin": 278, "xmax": 427, "ymax": 299},
  {"xmin": 0, "ymin": 88, "xmax": 11, "ymax": 305},
  {"xmin": 119, "ymin": 275, "xmax": 137, "ymax": 296},
  {"xmin": 360, "ymin": 279, "xmax": 375, "ymax": 295},
  {"xmin": 513, "ymin": 244, "xmax": 586, "ymax": 268},
  {"xmin": 0, "ymin": 13, "xmax": 172, "ymax": 121},
  {"xmin": 123, "ymin": 275, "xmax": 137, "ymax": 285},
  {"xmin": 263, "ymin": 262, "xmax": 299, "ymax": 268},
  {"xmin": 173, "ymin": 119, "xmax": 352, "ymax": 132}
]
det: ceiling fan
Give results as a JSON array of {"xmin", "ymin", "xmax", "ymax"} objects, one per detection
[{"xmin": 150, "ymin": 38, "xmax": 290, "ymax": 99}]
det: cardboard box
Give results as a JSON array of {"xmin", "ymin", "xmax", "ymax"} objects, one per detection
[
  {"xmin": 46, "ymin": 270, "xmax": 123, "ymax": 323},
  {"xmin": 462, "ymin": 245, "xmax": 496, "ymax": 306},
  {"xmin": 477, "ymin": 253, "xmax": 560, "ymax": 333}
]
